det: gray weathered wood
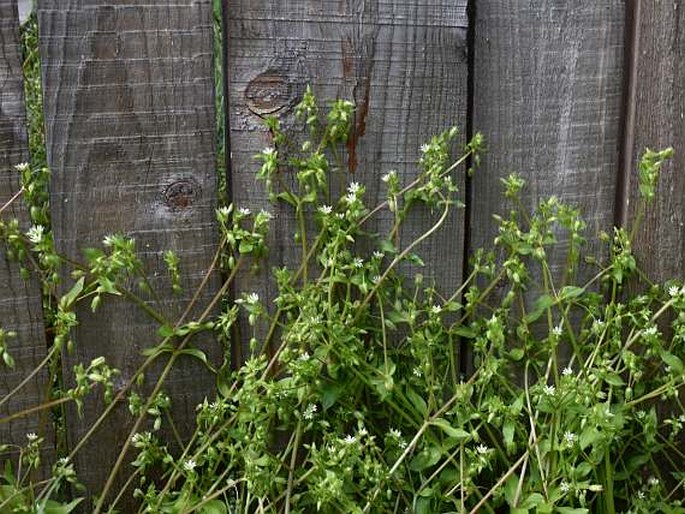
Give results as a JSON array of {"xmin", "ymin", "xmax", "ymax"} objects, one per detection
[
  {"xmin": 0, "ymin": 0, "xmax": 52, "ymax": 476},
  {"xmin": 38, "ymin": 1, "xmax": 220, "ymax": 505},
  {"xmin": 625, "ymin": 0, "xmax": 685, "ymax": 282},
  {"xmin": 471, "ymin": 1, "xmax": 625, "ymax": 289},
  {"xmin": 227, "ymin": 0, "xmax": 469, "ymax": 360}
]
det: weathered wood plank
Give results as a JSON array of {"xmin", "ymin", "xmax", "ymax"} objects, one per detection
[
  {"xmin": 37, "ymin": 1, "xmax": 220, "ymax": 505},
  {"xmin": 227, "ymin": 0, "xmax": 469, "ymax": 360},
  {"xmin": 626, "ymin": 0, "xmax": 685, "ymax": 282},
  {"xmin": 0, "ymin": 0, "xmax": 52, "ymax": 475},
  {"xmin": 471, "ymin": 1, "xmax": 624, "ymax": 287}
]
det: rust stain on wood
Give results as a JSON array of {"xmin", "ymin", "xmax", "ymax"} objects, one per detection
[{"xmin": 341, "ymin": 39, "xmax": 372, "ymax": 174}]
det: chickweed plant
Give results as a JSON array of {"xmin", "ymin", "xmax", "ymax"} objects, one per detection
[{"xmin": 1, "ymin": 80, "xmax": 685, "ymax": 513}]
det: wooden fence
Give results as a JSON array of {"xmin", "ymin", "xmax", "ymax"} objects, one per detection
[{"xmin": 1, "ymin": 0, "xmax": 683, "ymax": 505}]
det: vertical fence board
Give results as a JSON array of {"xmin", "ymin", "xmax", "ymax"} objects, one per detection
[
  {"xmin": 227, "ymin": 1, "xmax": 469, "ymax": 359},
  {"xmin": 627, "ymin": 1, "xmax": 685, "ymax": 282},
  {"xmin": 471, "ymin": 1, "xmax": 625, "ymax": 289},
  {"xmin": 0, "ymin": 0, "xmax": 51, "ymax": 473},
  {"xmin": 38, "ymin": 1, "xmax": 220, "ymax": 504}
]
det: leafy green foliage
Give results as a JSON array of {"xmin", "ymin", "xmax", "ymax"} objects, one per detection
[{"xmin": 1, "ymin": 16, "xmax": 684, "ymax": 514}]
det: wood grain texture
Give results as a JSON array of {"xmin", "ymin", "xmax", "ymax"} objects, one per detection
[
  {"xmin": 37, "ymin": 1, "xmax": 220, "ymax": 504},
  {"xmin": 227, "ymin": 0, "xmax": 469, "ymax": 359},
  {"xmin": 0, "ymin": 0, "xmax": 52, "ymax": 474},
  {"xmin": 627, "ymin": 0, "xmax": 685, "ymax": 282},
  {"xmin": 471, "ymin": 1, "xmax": 624, "ymax": 288}
]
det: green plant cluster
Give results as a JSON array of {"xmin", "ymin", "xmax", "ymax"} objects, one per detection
[
  {"xmin": 2, "ymin": 13, "xmax": 685, "ymax": 514},
  {"xmin": 2, "ymin": 81, "xmax": 684, "ymax": 514}
]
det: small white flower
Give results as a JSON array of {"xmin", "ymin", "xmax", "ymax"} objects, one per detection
[
  {"xmin": 552, "ymin": 325, "xmax": 563, "ymax": 336},
  {"xmin": 26, "ymin": 432, "xmax": 38, "ymax": 442},
  {"xmin": 26, "ymin": 225, "xmax": 44, "ymax": 244},
  {"xmin": 353, "ymin": 257, "xmax": 363, "ymax": 268},
  {"xmin": 668, "ymin": 285, "xmax": 680, "ymax": 297},
  {"xmin": 592, "ymin": 319, "xmax": 605, "ymax": 334},
  {"xmin": 259, "ymin": 210, "xmax": 274, "ymax": 220},
  {"xmin": 371, "ymin": 275, "xmax": 382, "ymax": 284},
  {"xmin": 246, "ymin": 292, "xmax": 259, "ymax": 304},
  {"xmin": 347, "ymin": 182, "xmax": 361, "ymax": 194},
  {"xmin": 343, "ymin": 435, "xmax": 356, "ymax": 444},
  {"xmin": 562, "ymin": 366, "xmax": 573, "ymax": 376},
  {"xmin": 476, "ymin": 444, "xmax": 489, "ymax": 455},
  {"xmin": 563, "ymin": 431, "xmax": 577, "ymax": 445},
  {"xmin": 299, "ymin": 351, "xmax": 310, "ymax": 362},
  {"xmin": 373, "ymin": 251, "xmax": 384, "ymax": 259},
  {"xmin": 217, "ymin": 206, "xmax": 231, "ymax": 217},
  {"xmin": 303, "ymin": 403, "xmax": 317, "ymax": 420},
  {"xmin": 648, "ymin": 477, "xmax": 659, "ymax": 486},
  {"xmin": 358, "ymin": 427, "xmax": 368, "ymax": 437},
  {"xmin": 103, "ymin": 235, "xmax": 116, "ymax": 247},
  {"xmin": 420, "ymin": 144, "xmax": 430, "ymax": 153},
  {"xmin": 543, "ymin": 384, "xmax": 556, "ymax": 396},
  {"xmin": 643, "ymin": 326, "xmax": 658, "ymax": 337},
  {"xmin": 183, "ymin": 459, "xmax": 197, "ymax": 472},
  {"xmin": 431, "ymin": 304, "xmax": 442, "ymax": 314},
  {"xmin": 381, "ymin": 171, "xmax": 396, "ymax": 183},
  {"xmin": 389, "ymin": 428, "xmax": 402, "ymax": 439},
  {"xmin": 637, "ymin": 491, "xmax": 645, "ymax": 500},
  {"xmin": 261, "ymin": 147, "xmax": 276, "ymax": 157},
  {"xmin": 413, "ymin": 367, "xmax": 422, "ymax": 377},
  {"xmin": 319, "ymin": 205, "xmax": 333, "ymax": 215},
  {"xmin": 238, "ymin": 207, "xmax": 251, "ymax": 216},
  {"xmin": 560, "ymin": 481, "xmax": 570, "ymax": 493},
  {"xmin": 14, "ymin": 162, "xmax": 30, "ymax": 172}
]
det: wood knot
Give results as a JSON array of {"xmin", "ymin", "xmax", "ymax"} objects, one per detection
[
  {"xmin": 163, "ymin": 179, "xmax": 199, "ymax": 211},
  {"xmin": 245, "ymin": 72, "xmax": 293, "ymax": 116}
]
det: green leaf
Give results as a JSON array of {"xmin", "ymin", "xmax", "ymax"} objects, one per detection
[
  {"xmin": 157, "ymin": 325, "xmax": 175, "ymax": 338},
  {"xmin": 82, "ymin": 247, "xmax": 104, "ymax": 264},
  {"xmin": 415, "ymin": 496, "xmax": 433, "ymax": 514},
  {"xmin": 661, "ymin": 350, "xmax": 684, "ymax": 374},
  {"xmin": 559, "ymin": 286, "xmax": 585, "ymax": 300},
  {"xmin": 178, "ymin": 348, "xmax": 214, "ymax": 372},
  {"xmin": 276, "ymin": 191, "xmax": 298, "ymax": 207},
  {"xmin": 199, "ymin": 500, "xmax": 228, "ymax": 514},
  {"xmin": 43, "ymin": 498, "xmax": 84, "ymax": 514},
  {"xmin": 96, "ymin": 276, "xmax": 120, "ymax": 296},
  {"xmin": 60, "ymin": 277, "xmax": 85, "ymax": 309},
  {"xmin": 409, "ymin": 445, "xmax": 441, "ymax": 471},
  {"xmin": 321, "ymin": 382, "xmax": 344, "ymax": 410},
  {"xmin": 519, "ymin": 493, "xmax": 544, "ymax": 509},
  {"xmin": 509, "ymin": 348, "xmax": 525, "ymax": 361},
  {"xmin": 3, "ymin": 352, "xmax": 15, "ymax": 369},
  {"xmin": 556, "ymin": 508, "xmax": 589, "ymax": 514},
  {"xmin": 454, "ymin": 326, "xmax": 476, "ymax": 338},
  {"xmin": 524, "ymin": 294, "xmax": 554, "ymax": 323},
  {"xmin": 603, "ymin": 372, "xmax": 625, "ymax": 387},
  {"xmin": 503, "ymin": 420, "xmax": 515, "ymax": 449},
  {"xmin": 379, "ymin": 239, "xmax": 397, "ymax": 254},
  {"xmin": 141, "ymin": 342, "xmax": 173, "ymax": 357},
  {"xmin": 238, "ymin": 241, "xmax": 254, "ymax": 254},
  {"xmin": 430, "ymin": 419, "xmax": 470, "ymax": 441},
  {"xmin": 406, "ymin": 387, "xmax": 428, "ymax": 418},
  {"xmin": 579, "ymin": 428, "xmax": 600, "ymax": 450}
]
